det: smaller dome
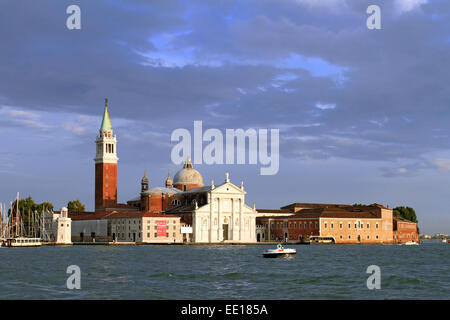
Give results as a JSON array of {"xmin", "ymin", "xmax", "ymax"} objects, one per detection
[
  {"xmin": 165, "ymin": 172, "xmax": 173, "ymax": 186},
  {"xmin": 141, "ymin": 171, "xmax": 149, "ymax": 184}
]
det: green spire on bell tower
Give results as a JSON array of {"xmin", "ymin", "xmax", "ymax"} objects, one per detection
[{"xmin": 100, "ymin": 98, "xmax": 113, "ymax": 132}]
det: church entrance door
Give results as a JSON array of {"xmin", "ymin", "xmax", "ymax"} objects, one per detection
[{"xmin": 223, "ymin": 224, "xmax": 229, "ymax": 241}]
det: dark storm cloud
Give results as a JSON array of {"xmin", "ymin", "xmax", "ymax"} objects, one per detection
[{"xmin": 1, "ymin": 0, "xmax": 449, "ymax": 169}]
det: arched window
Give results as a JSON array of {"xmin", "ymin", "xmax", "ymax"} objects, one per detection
[{"xmin": 171, "ymin": 199, "xmax": 181, "ymax": 206}]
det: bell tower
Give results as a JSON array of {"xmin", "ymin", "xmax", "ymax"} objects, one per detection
[{"xmin": 94, "ymin": 98, "xmax": 119, "ymax": 210}]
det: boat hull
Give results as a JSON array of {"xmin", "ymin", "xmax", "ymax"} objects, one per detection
[{"xmin": 263, "ymin": 253, "xmax": 296, "ymax": 258}]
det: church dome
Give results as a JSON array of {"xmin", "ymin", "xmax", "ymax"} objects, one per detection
[{"xmin": 173, "ymin": 157, "xmax": 203, "ymax": 187}]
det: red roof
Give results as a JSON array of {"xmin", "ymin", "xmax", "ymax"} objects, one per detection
[
  {"xmin": 70, "ymin": 211, "xmax": 178, "ymax": 221},
  {"xmin": 256, "ymin": 206, "xmax": 381, "ymax": 220},
  {"xmin": 280, "ymin": 203, "xmax": 350, "ymax": 210},
  {"xmin": 393, "ymin": 217, "xmax": 416, "ymax": 223},
  {"xmin": 256, "ymin": 209, "xmax": 293, "ymax": 213},
  {"xmin": 108, "ymin": 211, "xmax": 178, "ymax": 219}
]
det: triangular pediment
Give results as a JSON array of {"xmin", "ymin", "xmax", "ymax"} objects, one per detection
[{"xmin": 211, "ymin": 182, "xmax": 246, "ymax": 195}]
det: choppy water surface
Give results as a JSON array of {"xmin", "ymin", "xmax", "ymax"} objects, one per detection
[{"xmin": 0, "ymin": 242, "xmax": 448, "ymax": 299}]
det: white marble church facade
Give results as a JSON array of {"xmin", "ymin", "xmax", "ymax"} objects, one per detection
[{"xmin": 191, "ymin": 176, "xmax": 257, "ymax": 243}]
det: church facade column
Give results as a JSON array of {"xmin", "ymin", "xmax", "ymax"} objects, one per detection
[
  {"xmin": 231, "ymin": 198, "xmax": 235, "ymax": 241},
  {"xmin": 217, "ymin": 198, "xmax": 221, "ymax": 242},
  {"xmin": 239, "ymin": 198, "xmax": 243, "ymax": 241},
  {"xmin": 209, "ymin": 192, "xmax": 212, "ymax": 243}
]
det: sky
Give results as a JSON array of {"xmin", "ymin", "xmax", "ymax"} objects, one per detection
[{"xmin": 0, "ymin": 0, "xmax": 449, "ymax": 234}]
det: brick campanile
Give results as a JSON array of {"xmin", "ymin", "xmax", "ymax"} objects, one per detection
[{"xmin": 94, "ymin": 98, "xmax": 119, "ymax": 211}]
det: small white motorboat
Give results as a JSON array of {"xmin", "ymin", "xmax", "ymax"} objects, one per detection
[
  {"xmin": 404, "ymin": 241, "xmax": 419, "ymax": 246},
  {"xmin": 263, "ymin": 244, "xmax": 296, "ymax": 258}
]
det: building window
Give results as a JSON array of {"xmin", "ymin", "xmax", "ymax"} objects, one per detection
[
  {"xmin": 367, "ymin": 223, "xmax": 370, "ymax": 229},
  {"xmin": 348, "ymin": 223, "xmax": 351, "ymax": 229},
  {"xmin": 331, "ymin": 222, "xmax": 334, "ymax": 229},
  {"xmin": 147, "ymin": 233, "xmax": 150, "ymax": 237},
  {"xmin": 309, "ymin": 222, "xmax": 312, "ymax": 229},
  {"xmin": 340, "ymin": 222, "xmax": 343, "ymax": 229},
  {"xmin": 315, "ymin": 222, "xmax": 318, "ymax": 228},
  {"xmin": 348, "ymin": 235, "xmax": 351, "ymax": 239},
  {"xmin": 324, "ymin": 222, "xmax": 328, "ymax": 228},
  {"xmin": 367, "ymin": 235, "xmax": 370, "ymax": 239},
  {"xmin": 376, "ymin": 235, "xmax": 379, "ymax": 239},
  {"xmin": 154, "ymin": 232, "xmax": 157, "ymax": 237},
  {"xmin": 376, "ymin": 223, "xmax": 379, "ymax": 229}
]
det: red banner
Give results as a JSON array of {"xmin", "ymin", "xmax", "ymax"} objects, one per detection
[{"xmin": 157, "ymin": 220, "xmax": 166, "ymax": 237}]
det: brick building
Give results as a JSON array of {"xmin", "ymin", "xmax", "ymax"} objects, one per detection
[
  {"xmin": 256, "ymin": 203, "xmax": 418, "ymax": 244},
  {"xmin": 393, "ymin": 217, "xmax": 419, "ymax": 243}
]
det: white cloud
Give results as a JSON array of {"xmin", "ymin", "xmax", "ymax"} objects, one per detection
[
  {"xmin": 315, "ymin": 103, "xmax": 336, "ymax": 110},
  {"xmin": 395, "ymin": 0, "xmax": 428, "ymax": 14},
  {"xmin": 295, "ymin": 0, "xmax": 346, "ymax": 8},
  {"xmin": 0, "ymin": 106, "xmax": 39, "ymax": 119},
  {"xmin": 432, "ymin": 158, "xmax": 450, "ymax": 171},
  {"xmin": 0, "ymin": 106, "xmax": 53, "ymax": 130}
]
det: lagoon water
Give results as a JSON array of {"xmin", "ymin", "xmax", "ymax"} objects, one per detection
[{"xmin": 0, "ymin": 242, "xmax": 448, "ymax": 299}]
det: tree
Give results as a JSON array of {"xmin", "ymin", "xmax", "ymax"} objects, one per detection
[
  {"xmin": 7, "ymin": 197, "xmax": 54, "ymax": 234},
  {"xmin": 36, "ymin": 202, "xmax": 54, "ymax": 212},
  {"xmin": 9, "ymin": 197, "xmax": 53, "ymax": 216},
  {"xmin": 67, "ymin": 200, "xmax": 86, "ymax": 213},
  {"xmin": 393, "ymin": 206, "xmax": 418, "ymax": 223}
]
